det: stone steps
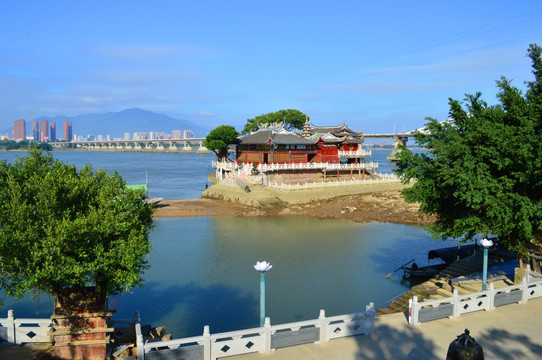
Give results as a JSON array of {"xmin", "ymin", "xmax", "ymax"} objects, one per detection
[{"xmin": 377, "ymin": 250, "xmax": 517, "ymax": 316}]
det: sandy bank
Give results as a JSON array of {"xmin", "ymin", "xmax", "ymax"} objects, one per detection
[
  {"xmin": 153, "ymin": 199, "xmax": 255, "ymax": 217},
  {"xmin": 153, "ymin": 186, "xmax": 436, "ymax": 226}
]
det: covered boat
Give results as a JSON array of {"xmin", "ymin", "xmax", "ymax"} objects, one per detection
[
  {"xmin": 427, "ymin": 243, "xmax": 479, "ymax": 264},
  {"xmin": 402, "ymin": 262, "xmax": 449, "ymax": 279}
]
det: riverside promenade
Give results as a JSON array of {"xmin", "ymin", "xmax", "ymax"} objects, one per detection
[{"xmin": 232, "ymin": 296, "xmax": 542, "ymax": 360}]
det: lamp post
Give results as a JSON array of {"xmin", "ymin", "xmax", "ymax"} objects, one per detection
[
  {"xmin": 479, "ymin": 238, "xmax": 493, "ymax": 291},
  {"xmin": 254, "ymin": 261, "xmax": 272, "ymax": 327}
]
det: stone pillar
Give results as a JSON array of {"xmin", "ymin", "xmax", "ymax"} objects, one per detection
[
  {"xmin": 50, "ymin": 288, "xmax": 113, "ymax": 360},
  {"xmin": 387, "ymin": 135, "xmax": 409, "ymax": 162}
]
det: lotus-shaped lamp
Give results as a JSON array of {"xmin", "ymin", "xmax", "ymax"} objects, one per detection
[
  {"xmin": 479, "ymin": 238, "xmax": 494, "ymax": 248},
  {"xmin": 254, "ymin": 261, "xmax": 272, "ymax": 272}
]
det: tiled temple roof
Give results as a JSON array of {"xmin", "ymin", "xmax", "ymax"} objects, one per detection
[{"xmin": 239, "ymin": 128, "xmax": 315, "ymax": 145}]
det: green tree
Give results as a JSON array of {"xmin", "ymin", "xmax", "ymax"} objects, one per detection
[
  {"xmin": 0, "ymin": 148, "xmax": 154, "ymax": 308},
  {"xmin": 36, "ymin": 142, "xmax": 52, "ymax": 151},
  {"xmin": 241, "ymin": 109, "xmax": 308, "ymax": 135},
  {"xmin": 205, "ymin": 125, "xmax": 239, "ymax": 161},
  {"xmin": 395, "ymin": 44, "xmax": 542, "ymax": 257},
  {"xmin": 3, "ymin": 140, "xmax": 29, "ymax": 150}
]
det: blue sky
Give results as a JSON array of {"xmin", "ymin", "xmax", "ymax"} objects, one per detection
[{"xmin": 1, "ymin": 1, "xmax": 541, "ymax": 135}]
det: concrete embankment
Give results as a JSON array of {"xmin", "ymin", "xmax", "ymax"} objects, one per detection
[{"xmin": 202, "ymin": 181, "xmax": 411, "ymax": 208}]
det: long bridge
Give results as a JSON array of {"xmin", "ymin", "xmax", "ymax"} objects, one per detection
[
  {"xmin": 49, "ymin": 138, "xmax": 210, "ymax": 152},
  {"xmin": 49, "ymin": 132, "xmax": 415, "ymax": 151}
]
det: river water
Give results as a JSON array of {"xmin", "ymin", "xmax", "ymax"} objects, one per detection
[{"xmin": 0, "ymin": 148, "xmax": 454, "ymax": 338}]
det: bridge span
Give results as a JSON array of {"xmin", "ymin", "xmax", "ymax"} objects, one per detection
[
  {"xmin": 49, "ymin": 138, "xmax": 210, "ymax": 152},
  {"xmin": 363, "ymin": 132, "xmax": 413, "ymax": 148}
]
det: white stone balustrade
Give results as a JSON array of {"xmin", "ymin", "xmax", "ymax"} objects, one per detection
[
  {"xmin": 338, "ymin": 149, "xmax": 372, "ymax": 158},
  {"xmin": 408, "ymin": 276, "xmax": 542, "ymax": 326},
  {"xmin": 136, "ymin": 304, "xmax": 375, "ymax": 360},
  {"xmin": 212, "ymin": 161, "xmax": 379, "ymax": 173}
]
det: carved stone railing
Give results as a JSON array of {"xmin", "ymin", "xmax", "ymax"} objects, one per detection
[
  {"xmin": 408, "ymin": 276, "xmax": 542, "ymax": 326},
  {"xmin": 338, "ymin": 149, "xmax": 372, "ymax": 158},
  {"xmin": 268, "ymin": 174, "xmax": 400, "ymax": 191},
  {"xmin": 213, "ymin": 161, "xmax": 379, "ymax": 173},
  {"xmin": 136, "ymin": 303, "xmax": 375, "ymax": 360},
  {"xmin": 257, "ymin": 161, "xmax": 378, "ymax": 173},
  {"xmin": 0, "ymin": 310, "xmax": 52, "ymax": 344}
]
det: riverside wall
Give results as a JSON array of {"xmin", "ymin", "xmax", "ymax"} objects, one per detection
[{"xmin": 202, "ymin": 181, "xmax": 411, "ymax": 208}]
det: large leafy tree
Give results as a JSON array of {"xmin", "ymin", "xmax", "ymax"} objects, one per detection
[
  {"xmin": 205, "ymin": 125, "xmax": 239, "ymax": 161},
  {"xmin": 395, "ymin": 44, "xmax": 542, "ymax": 257},
  {"xmin": 0, "ymin": 148, "xmax": 154, "ymax": 308},
  {"xmin": 241, "ymin": 109, "xmax": 307, "ymax": 135}
]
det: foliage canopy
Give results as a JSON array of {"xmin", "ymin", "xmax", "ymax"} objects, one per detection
[
  {"xmin": 241, "ymin": 109, "xmax": 307, "ymax": 135},
  {"xmin": 0, "ymin": 140, "xmax": 51, "ymax": 151},
  {"xmin": 0, "ymin": 148, "xmax": 154, "ymax": 305},
  {"xmin": 205, "ymin": 125, "xmax": 239, "ymax": 161},
  {"xmin": 395, "ymin": 44, "xmax": 542, "ymax": 256}
]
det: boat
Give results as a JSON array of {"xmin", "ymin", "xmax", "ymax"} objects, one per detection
[
  {"xmin": 401, "ymin": 238, "xmax": 502, "ymax": 279},
  {"xmin": 427, "ymin": 243, "xmax": 479, "ymax": 264},
  {"xmin": 126, "ymin": 183, "xmax": 163, "ymax": 206},
  {"xmin": 402, "ymin": 262, "xmax": 449, "ymax": 279}
]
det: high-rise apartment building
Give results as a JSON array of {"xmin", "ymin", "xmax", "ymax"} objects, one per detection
[
  {"xmin": 50, "ymin": 122, "xmax": 57, "ymax": 141},
  {"xmin": 183, "ymin": 130, "xmax": 194, "ymax": 138},
  {"xmin": 13, "ymin": 119, "xmax": 26, "ymax": 140},
  {"xmin": 40, "ymin": 119, "xmax": 49, "ymax": 141},
  {"xmin": 172, "ymin": 130, "xmax": 182, "ymax": 139},
  {"xmin": 124, "ymin": 132, "xmax": 130, "ymax": 140},
  {"xmin": 63, "ymin": 121, "xmax": 73, "ymax": 142},
  {"xmin": 32, "ymin": 120, "xmax": 40, "ymax": 141}
]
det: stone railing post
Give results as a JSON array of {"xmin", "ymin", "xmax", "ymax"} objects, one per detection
[
  {"xmin": 409, "ymin": 296, "xmax": 419, "ymax": 326},
  {"xmin": 488, "ymin": 283, "xmax": 496, "ymax": 310},
  {"xmin": 135, "ymin": 312, "xmax": 145, "ymax": 360},
  {"xmin": 317, "ymin": 309, "xmax": 328, "ymax": 344},
  {"xmin": 366, "ymin": 303, "xmax": 375, "ymax": 334},
  {"xmin": 203, "ymin": 325, "xmax": 211, "ymax": 360},
  {"xmin": 262, "ymin": 317, "xmax": 272, "ymax": 353},
  {"xmin": 7, "ymin": 309, "xmax": 15, "ymax": 344},
  {"xmin": 452, "ymin": 289, "xmax": 460, "ymax": 319}
]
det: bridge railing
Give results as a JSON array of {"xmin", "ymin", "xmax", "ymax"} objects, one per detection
[{"xmin": 136, "ymin": 303, "xmax": 375, "ymax": 360}]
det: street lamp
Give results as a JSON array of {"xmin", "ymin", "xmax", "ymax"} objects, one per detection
[
  {"xmin": 254, "ymin": 261, "xmax": 272, "ymax": 327},
  {"xmin": 479, "ymin": 238, "xmax": 493, "ymax": 291}
]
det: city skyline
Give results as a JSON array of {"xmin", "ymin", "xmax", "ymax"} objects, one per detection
[
  {"xmin": 7, "ymin": 118, "xmax": 196, "ymax": 142},
  {"xmin": 1, "ymin": 2, "xmax": 541, "ymax": 136}
]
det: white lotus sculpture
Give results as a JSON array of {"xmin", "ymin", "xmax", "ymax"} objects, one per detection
[
  {"xmin": 479, "ymin": 238, "xmax": 494, "ymax": 248},
  {"xmin": 254, "ymin": 261, "xmax": 272, "ymax": 272}
]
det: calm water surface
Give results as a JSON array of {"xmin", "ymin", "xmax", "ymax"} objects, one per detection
[{"xmin": 0, "ymin": 149, "xmax": 451, "ymax": 338}]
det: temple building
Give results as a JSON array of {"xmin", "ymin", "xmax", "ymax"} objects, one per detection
[
  {"xmin": 214, "ymin": 119, "xmax": 378, "ymax": 186},
  {"xmin": 236, "ymin": 119, "xmax": 367, "ymax": 166}
]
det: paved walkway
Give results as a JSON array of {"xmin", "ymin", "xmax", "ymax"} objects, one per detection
[{"xmin": 231, "ymin": 296, "xmax": 542, "ymax": 360}]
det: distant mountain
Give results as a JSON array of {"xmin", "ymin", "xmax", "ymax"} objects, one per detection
[{"xmin": 35, "ymin": 108, "xmax": 208, "ymax": 138}]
